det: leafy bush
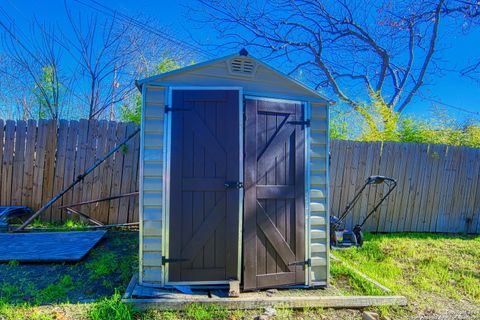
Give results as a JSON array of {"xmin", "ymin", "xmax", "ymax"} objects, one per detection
[
  {"xmin": 120, "ymin": 57, "xmax": 186, "ymax": 125},
  {"xmin": 330, "ymin": 94, "xmax": 480, "ymax": 148}
]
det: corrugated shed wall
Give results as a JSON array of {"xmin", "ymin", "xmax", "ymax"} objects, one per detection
[
  {"xmin": 309, "ymin": 102, "xmax": 329, "ymax": 285},
  {"xmin": 140, "ymin": 85, "xmax": 165, "ymax": 285}
]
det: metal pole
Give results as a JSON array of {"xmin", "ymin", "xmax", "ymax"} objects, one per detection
[
  {"xmin": 14, "ymin": 128, "xmax": 140, "ymax": 232},
  {"xmin": 57, "ymin": 191, "xmax": 138, "ymax": 209}
]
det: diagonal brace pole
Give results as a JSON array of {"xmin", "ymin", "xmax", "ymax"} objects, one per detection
[{"xmin": 14, "ymin": 128, "xmax": 140, "ymax": 232}]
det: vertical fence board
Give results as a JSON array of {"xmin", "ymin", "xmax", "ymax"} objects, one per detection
[
  {"xmin": 71, "ymin": 119, "xmax": 89, "ymax": 216},
  {"xmin": 22, "ymin": 120, "xmax": 37, "ymax": 208},
  {"xmin": 413, "ymin": 143, "xmax": 429, "ymax": 232},
  {"xmin": 109, "ymin": 123, "xmax": 127, "ymax": 224},
  {"xmin": 12, "ymin": 120, "xmax": 26, "ymax": 205},
  {"xmin": 1, "ymin": 121, "xmax": 15, "ymax": 205},
  {"xmin": 98, "ymin": 121, "xmax": 117, "ymax": 223},
  {"xmin": 130, "ymin": 132, "xmax": 141, "ymax": 223},
  {"xmin": 390, "ymin": 142, "xmax": 408, "ymax": 232},
  {"xmin": 442, "ymin": 146, "xmax": 462, "ymax": 232},
  {"xmin": 41, "ymin": 120, "xmax": 57, "ymax": 221},
  {"xmin": 350, "ymin": 142, "xmax": 367, "ymax": 227},
  {"xmin": 450, "ymin": 147, "xmax": 469, "ymax": 233},
  {"xmin": 80, "ymin": 120, "xmax": 98, "ymax": 219},
  {"xmin": 428, "ymin": 145, "xmax": 448, "ymax": 232},
  {"xmin": 32, "ymin": 120, "xmax": 47, "ymax": 219},
  {"xmin": 384, "ymin": 143, "xmax": 402, "ymax": 232},
  {"xmin": 465, "ymin": 148, "xmax": 480, "ymax": 233},
  {"xmin": 118, "ymin": 123, "xmax": 136, "ymax": 223},
  {"xmin": 61, "ymin": 121, "xmax": 79, "ymax": 222},
  {"xmin": 403, "ymin": 142, "xmax": 421, "ymax": 232},
  {"xmin": 362, "ymin": 142, "xmax": 382, "ymax": 231},
  {"xmin": 52, "ymin": 120, "xmax": 68, "ymax": 221},
  {"xmin": 90, "ymin": 120, "xmax": 108, "ymax": 222},
  {"xmin": 357, "ymin": 142, "xmax": 374, "ymax": 230},
  {"xmin": 425, "ymin": 145, "xmax": 444, "ymax": 232}
]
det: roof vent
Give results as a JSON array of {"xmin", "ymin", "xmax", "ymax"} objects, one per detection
[{"xmin": 227, "ymin": 57, "xmax": 258, "ymax": 78}]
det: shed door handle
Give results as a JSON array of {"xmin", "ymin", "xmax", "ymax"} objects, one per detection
[{"xmin": 224, "ymin": 181, "xmax": 244, "ymax": 189}]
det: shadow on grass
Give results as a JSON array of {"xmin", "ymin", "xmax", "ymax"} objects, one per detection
[{"xmin": 0, "ymin": 230, "xmax": 138, "ymax": 306}]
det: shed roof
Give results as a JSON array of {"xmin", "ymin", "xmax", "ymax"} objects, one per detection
[{"xmin": 137, "ymin": 52, "xmax": 333, "ymax": 104}]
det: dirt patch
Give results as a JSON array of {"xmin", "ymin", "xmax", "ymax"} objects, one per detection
[{"xmin": 0, "ymin": 230, "xmax": 138, "ymax": 305}]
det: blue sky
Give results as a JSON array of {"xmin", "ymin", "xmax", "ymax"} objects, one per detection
[{"xmin": 2, "ymin": 0, "xmax": 479, "ymax": 121}]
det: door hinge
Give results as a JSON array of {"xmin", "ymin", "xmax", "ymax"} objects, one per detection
[
  {"xmin": 287, "ymin": 119, "xmax": 310, "ymax": 127},
  {"xmin": 162, "ymin": 256, "xmax": 189, "ymax": 265},
  {"xmin": 164, "ymin": 105, "xmax": 190, "ymax": 113},
  {"xmin": 288, "ymin": 258, "xmax": 311, "ymax": 267},
  {"xmin": 224, "ymin": 181, "xmax": 244, "ymax": 189}
]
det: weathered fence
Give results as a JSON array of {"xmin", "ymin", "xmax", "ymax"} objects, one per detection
[
  {"xmin": 0, "ymin": 119, "xmax": 139, "ymax": 224},
  {"xmin": 330, "ymin": 140, "xmax": 480, "ymax": 234},
  {"xmin": 0, "ymin": 119, "xmax": 479, "ymax": 232}
]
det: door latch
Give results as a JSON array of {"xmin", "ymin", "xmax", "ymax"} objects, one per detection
[
  {"xmin": 288, "ymin": 258, "xmax": 311, "ymax": 267},
  {"xmin": 164, "ymin": 105, "xmax": 191, "ymax": 113},
  {"xmin": 287, "ymin": 119, "xmax": 311, "ymax": 127},
  {"xmin": 224, "ymin": 181, "xmax": 244, "ymax": 189}
]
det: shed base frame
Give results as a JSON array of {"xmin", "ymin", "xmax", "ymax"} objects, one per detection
[{"xmin": 124, "ymin": 274, "xmax": 407, "ymax": 311}]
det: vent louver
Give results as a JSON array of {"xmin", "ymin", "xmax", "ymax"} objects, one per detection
[{"xmin": 227, "ymin": 57, "xmax": 258, "ymax": 77}]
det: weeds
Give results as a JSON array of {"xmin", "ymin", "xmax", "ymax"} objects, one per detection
[
  {"xmin": 184, "ymin": 303, "xmax": 228, "ymax": 320},
  {"xmin": 86, "ymin": 251, "xmax": 118, "ymax": 280},
  {"xmin": 88, "ymin": 290, "xmax": 134, "ymax": 320},
  {"xmin": 35, "ymin": 275, "xmax": 75, "ymax": 304},
  {"xmin": 7, "ymin": 260, "xmax": 19, "ymax": 267},
  {"xmin": 0, "ymin": 284, "xmax": 20, "ymax": 300}
]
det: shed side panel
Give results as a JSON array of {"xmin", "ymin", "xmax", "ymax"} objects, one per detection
[
  {"xmin": 309, "ymin": 102, "xmax": 329, "ymax": 285},
  {"xmin": 140, "ymin": 85, "xmax": 165, "ymax": 285}
]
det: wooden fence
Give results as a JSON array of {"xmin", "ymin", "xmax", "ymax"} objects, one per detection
[
  {"xmin": 0, "ymin": 119, "xmax": 479, "ymax": 233},
  {"xmin": 0, "ymin": 119, "xmax": 139, "ymax": 224},
  {"xmin": 330, "ymin": 140, "xmax": 480, "ymax": 234}
]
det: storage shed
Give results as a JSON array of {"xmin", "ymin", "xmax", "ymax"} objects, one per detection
[{"xmin": 136, "ymin": 50, "xmax": 331, "ymax": 291}]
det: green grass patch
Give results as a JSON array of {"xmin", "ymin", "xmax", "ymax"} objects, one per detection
[
  {"xmin": 184, "ymin": 303, "xmax": 228, "ymax": 320},
  {"xmin": 330, "ymin": 261, "xmax": 385, "ymax": 296},
  {"xmin": 86, "ymin": 251, "xmax": 119, "ymax": 280},
  {"xmin": 88, "ymin": 290, "xmax": 134, "ymax": 320},
  {"xmin": 35, "ymin": 275, "xmax": 75, "ymax": 304},
  {"xmin": 26, "ymin": 219, "xmax": 88, "ymax": 230},
  {"xmin": 333, "ymin": 232, "xmax": 480, "ymax": 304}
]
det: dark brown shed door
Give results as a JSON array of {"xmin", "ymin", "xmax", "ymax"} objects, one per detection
[
  {"xmin": 243, "ymin": 98, "xmax": 306, "ymax": 290},
  {"xmin": 168, "ymin": 90, "xmax": 240, "ymax": 282}
]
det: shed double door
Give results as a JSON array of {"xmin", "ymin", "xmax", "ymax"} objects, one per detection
[
  {"xmin": 168, "ymin": 89, "xmax": 240, "ymax": 282},
  {"xmin": 243, "ymin": 98, "xmax": 306, "ymax": 290}
]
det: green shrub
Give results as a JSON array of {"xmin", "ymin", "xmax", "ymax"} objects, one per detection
[
  {"xmin": 88, "ymin": 291, "xmax": 133, "ymax": 320},
  {"xmin": 330, "ymin": 94, "xmax": 480, "ymax": 148}
]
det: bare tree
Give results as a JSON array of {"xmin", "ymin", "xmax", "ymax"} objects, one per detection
[
  {"xmin": 62, "ymin": 7, "xmax": 146, "ymax": 120},
  {"xmin": 0, "ymin": 18, "xmax": 69, "ymax": 120},
  {"xmin": 195, "ymin": 0, "xmax": 478, "ymax": 112},
  {"xmin": 452, "ymin": 1, "xmax": 480, "ymax": 81},
  {"xmin": 0, "ymin": 54, "xmax": 34, "ymax": 119}
]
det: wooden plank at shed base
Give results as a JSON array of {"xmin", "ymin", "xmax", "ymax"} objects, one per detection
[
  {"xmin": 123, "ymin": 295, "xmax": 407, "ymax": 311},
  {"xmin": 123, "ymin": 277, "xmax": 407, "ymax": 310}
]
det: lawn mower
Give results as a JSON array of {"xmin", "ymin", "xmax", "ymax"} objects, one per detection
[{"xmin": 330, "ymin": 175, "xmax": 397, "ymax": 248}]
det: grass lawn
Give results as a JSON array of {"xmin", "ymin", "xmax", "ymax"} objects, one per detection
[
  {"xmin": 0, "ymin": 229, "xmax": 478, "ymax": 319},
  {"xmin": 332, "ymin": 233, "xmax": 480, "ymax": 319}
]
